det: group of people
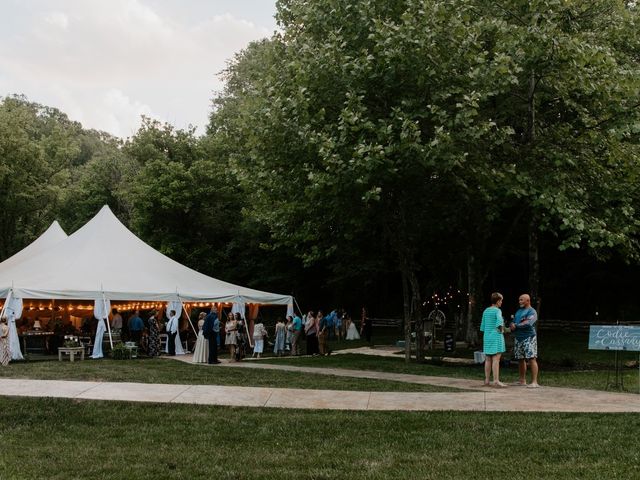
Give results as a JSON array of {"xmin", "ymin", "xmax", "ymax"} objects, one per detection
[
  {"xmin": 192, "ymin": 307, "xmax": 251, "ymax": 364},
  {"xmin": 480, "ymin": 293, "xmax": 540, "ymax": 388},
  {"xmin": 302, "ymin": 307, "xmax": 372, "ymax": 356},
  {"xmin": 188, "ymin": 306, "xmax": 373, "ymax": 364}
]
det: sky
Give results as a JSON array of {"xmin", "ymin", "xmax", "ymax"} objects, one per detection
[{"xmin": 0, "ymin": 0, "xmax": 278, "ymax": 137}]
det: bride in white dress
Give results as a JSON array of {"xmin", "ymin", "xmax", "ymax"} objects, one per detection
[
  {"xmin": 191, "ymin": 312, "xmax": 208, "ymax": 363},
  {"xmin": 345, "ymin": 317, "xmax": 360, "ymax": 340}
]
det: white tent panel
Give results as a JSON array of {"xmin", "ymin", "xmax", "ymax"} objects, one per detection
[
  {"xmin": 0, "ymin": 206, "xmax": 292, "ymax": 305},
  {"xmin": 0, "ymin": 221, "xmax": 67, "ymax": 272}
]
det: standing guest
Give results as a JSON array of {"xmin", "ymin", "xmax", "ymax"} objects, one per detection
[
  {"xmin": 225, "ymin": 315, "xmax": 238, "ymax": 361},
  {"xmin": 335, "ymin": 309, "xmax": 343, "ymax": 341},
  {"xmin": 361, "ymin": 307, "xmax": 372, "ymax": 344},
  {"xmin": 480, "ymin": 292, "xmax": 507, "ymax": 387},
  {"xmin": 305, "ymin": 311, "xmax": 319, "ymax": 355},
  {"xmin": 111, "ymin": 308, "xmax": 123, "ymax": 331},
  {"xmin": 325, "ymin": 310, "xmax": 335, "ymax": 340},
  {"xmin": 273, "ymin": 318, "xmax": 286, "ymax": 356},
  {"xmin": 284, "ymin": 316, "xmax": 294, "ymax": 352},
  {"xmin": 291, "ymin": 313, "xmax": 303, "ymax": 356},
  {"xmin": 252, "ymin": 320, "xmax": 268, "ymax": 358},
  {"xmin": 128, "ymin": 310, "xmax": 144, "ymax": 344},
  {"xmin": 192, "ymin": 312, "xmax": 208, "ymax": 364},
  {"xmin": 0, "ymin": 317, "xmax": 10, "ymax": 366},
  {"xmin": 147, "ymin": 310, "xmax": 161, "ymax": 357},
  {"xmin": 318, "ymin": 311, "xmax": 329, "ymax": 355},
  {"xmin": 166, "ymin": 310, "xmax": 179, "ymax": 356},
  {"xmin": 203, "ymin": 306, "xmax": 220, "ymax": 364},
  {"xmin": 234, "ymin": 312, "xmax": 248, "ymax": 361},
  {"xmin": 509, "ymin": 294, "xmax": 540, "ymax": 388}
]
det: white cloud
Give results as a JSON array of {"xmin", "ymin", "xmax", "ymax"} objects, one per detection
[
  {"xmin": 0, "ymin": 0, "xmax": 275, "ymax": 137},
  {"xmin": 44, "ymin": 12, "xmax": 70, "ymax": 30}
]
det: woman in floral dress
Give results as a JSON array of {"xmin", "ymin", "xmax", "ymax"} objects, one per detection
[
  {"xmin": 147, "ymin": 311, "xmax": 161, "ymax": 357},
  {"xmin": 0, "ymin": 317, "xmax": 10, "ymax": 366}
]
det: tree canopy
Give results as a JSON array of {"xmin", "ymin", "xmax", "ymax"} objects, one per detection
[{"xmin": 1, "ymin": 1, "xmax": 639, "ymax": 357}]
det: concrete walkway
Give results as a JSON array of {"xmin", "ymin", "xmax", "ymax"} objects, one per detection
[
  {"xmin": 1, "ymin": 356, "xmax": 639, "ymax": 412},
  {"xmin": 330, "ymin": 345, "xmax": 476, "ymax": 365},
  {"xmin": 170, "ymin": 354, "xmax": 482, "ymax": 391}
]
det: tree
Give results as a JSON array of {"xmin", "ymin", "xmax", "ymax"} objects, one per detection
[
  {"xmin": 211, "ymin": 0, "xmax": 640, "ymax": 359},
  {"xmin": 0, "ymin": 95, "xmax": 81, "ymax": 258}
]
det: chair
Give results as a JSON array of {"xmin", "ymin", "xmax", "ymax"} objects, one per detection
[
  {"xmin": 159, "ymin": 334, "xmax": 168, "ymax": 352},
  {"xmin": 79, "ymin": 336, "xmax": 93, "ymax": 355}
]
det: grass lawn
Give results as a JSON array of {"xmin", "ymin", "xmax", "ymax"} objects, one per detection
[
  {"xmin": 0, "ymin": 358, "xmax": 457, "ymax": 393},
  {"xmin": 1, "ymin": 396, "xmax": 639, "ymax": 479},
  {"xmin": 335, "ymin": 327, "xmax": 640, "ymax": 368},
  {"xmin": 260, "ymin": 353, "xmax": 640, "ymax": 393}
]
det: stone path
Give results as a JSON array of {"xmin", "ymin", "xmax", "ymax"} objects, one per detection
[
  {"xmin": 170, "ymin": 354, "xmax": 481, "ymax": 391},
  {"xmin": 1, "ymin": 355, "xmax": 639, "ymax": 412},
  {"xmin": 330, "ymin": 345, "xmax": 476, "ymax": 365}
]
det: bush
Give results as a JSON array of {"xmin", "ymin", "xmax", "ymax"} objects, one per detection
[{"xmin": 110, "ymin": 343, "xmax": 131, "ymax": 360}]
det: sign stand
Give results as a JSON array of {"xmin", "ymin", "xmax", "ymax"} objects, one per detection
[
  {"xmin": 605, "ymin": 349, "xmax": 625, "ymax": 391},
  {"xmin": 588, "ymin": 323, "xmax": 640, "ymax": 392}
]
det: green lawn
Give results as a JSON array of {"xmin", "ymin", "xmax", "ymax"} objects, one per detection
[
  {"xmin": 335, "ymin": 327, "xmax": 640, "ymax": 368},
  {"xmin": 0, "ymin": 358, "xmax": 456, "ymax": 392},
  {"xmin": 260, "ymin": 353, "xmax": 640, "ymax": 393},
  {"xmin": 1, "ymin": 396, "xmax": 638, "ymax": 479}
]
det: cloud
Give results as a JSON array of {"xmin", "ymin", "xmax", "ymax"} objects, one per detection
[{"xmin": 0, "ymin": 0, "xmax": 274, "ymax": 137}]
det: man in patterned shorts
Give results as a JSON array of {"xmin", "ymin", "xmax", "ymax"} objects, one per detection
[{"xmin": 509, "ymin": 294, "xmax": 540, "ymax": 388}]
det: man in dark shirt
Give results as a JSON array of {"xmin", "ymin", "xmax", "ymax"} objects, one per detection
[
  {"xmin": 203, "ymin": 306, "xmax": 221, "ymax": 364},
  {"xmin": 128, "ymin": 310, "xmax": 144, "ymax": 344},
  {"xmin": 509, "ymin": 294, "xmax": 540, "ymax": 388}
]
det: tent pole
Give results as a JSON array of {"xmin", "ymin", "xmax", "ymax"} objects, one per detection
[
  {"xmin": 178, "ymin": 297, "xmax": 198, "ymax": 337},
  {"xmin": 294, "ymin": 297, "xmax": 304, "ymax": 317},
  {"xmin": 102, "ymin": 293, "xmax": 113, "ymax": 349}
]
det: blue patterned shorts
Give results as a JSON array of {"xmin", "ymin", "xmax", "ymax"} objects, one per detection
[{"xmin": 513, "ymin": 336, "xmax": 537, "ymax": 359}]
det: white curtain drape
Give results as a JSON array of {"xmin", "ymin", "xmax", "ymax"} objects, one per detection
[
  {"xmin": 167, "ymin": 301, "xmax": 182, "ymax": 317},
  {"xmin": 6, "ymin": 295, "xmax": 24, "ymax": 360},
  {"xmin": 164, "ymin": 303, "xmax": 185, "ymax": 355},
  {"xmin": 232, "ymin": 301, "xmax": 245, "ymax": 318},
  {"xmin": 91, "ymin": 299, "xmax": 110, "ymax": 359},
  {"xmin": 286, "ymin": 303, "xmax": 294, "ymax": 318},
  {"xmin": 91, "ymin": 319, "xmax": 106, "ymax": 359}
]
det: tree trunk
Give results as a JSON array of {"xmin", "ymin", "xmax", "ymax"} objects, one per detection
[
  {"xmin": 400, "ymin": 264, "xmax": 422, "ymax": 363},
  {"xmin": 528, "ymin": 219, "xmax": 542, "ymax": 315},
  {"xmin": 465, "ymin": 253, "xmax": 481, "ymax": 347},
  {"xmin": 408, "ymin": 269, "xmax": 424, "ymax": 362},
  {"xmin": 401, "ymin": 271, "xmax": 411, "ymax": 364}
]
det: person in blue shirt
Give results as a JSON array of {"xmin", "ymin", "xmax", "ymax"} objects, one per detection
[
  {"xmin": 291, "ymin": 313, "xmax": 303, "ymax": 356},
  {"xmin": 325, "ymin": 310, "xmax": 336, "ymax": 340},
  {"xmin": 509, "ymin": 294, "xmax": 540, "ymax": 388},
  {"xmin": 128, "ymin": 310, "xmax": 144, "ymax": 344}
]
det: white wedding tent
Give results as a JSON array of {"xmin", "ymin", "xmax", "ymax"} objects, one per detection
[
  {"xmin": 0, "ymin": 205, "xmax": 293, "ymax": 306},
  {"xmin": 0, "ymin": 221, "xmax": 68, "ymax": 272},
  {"xmin": 0, "ymin": 221, "xmax": 68, "ymax": 360}
]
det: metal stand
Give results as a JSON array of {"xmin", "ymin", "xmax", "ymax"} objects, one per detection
[{"xmin": 606, "ymin": 350, "xmax": 625, "ymax": 391}]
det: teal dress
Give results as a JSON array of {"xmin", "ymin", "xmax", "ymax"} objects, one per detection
[{"xmin": 480, "ymin": 306, "xmax": 505, "ymax": 355}]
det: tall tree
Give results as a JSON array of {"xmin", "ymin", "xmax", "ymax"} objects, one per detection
[
  {"xmin": 0, "ymin": 96, "xmax": 81, "ymax": 258},
  {"xmin": 211, "ymin": 0, "xmax": 640, "ymax": 359}
]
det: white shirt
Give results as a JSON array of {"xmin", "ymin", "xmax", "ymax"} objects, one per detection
[
  {"xmin": 166, "ymin": 315, "xmax": 179, "ymax": 334},
  {"xmin": 111, "ymin": 314, "xmax": 123, "ymax": 329}
]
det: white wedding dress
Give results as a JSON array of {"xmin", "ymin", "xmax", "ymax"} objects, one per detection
[
  {"xmin": 346, "ymin": 321, "xmax": 360, "ymax": 340},
  {"xmin": 191, "ymin": 320, "xmax": 208, "ymax": 363}
]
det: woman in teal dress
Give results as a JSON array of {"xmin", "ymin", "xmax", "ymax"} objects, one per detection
[{"xmin": 480, "ymin": 292, "xmax": 506, "ymax": 387}]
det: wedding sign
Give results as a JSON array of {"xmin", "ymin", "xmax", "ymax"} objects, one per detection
[{"xmin": 588, "ymin": 325, "xmax": 640, "ymax": 352}]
